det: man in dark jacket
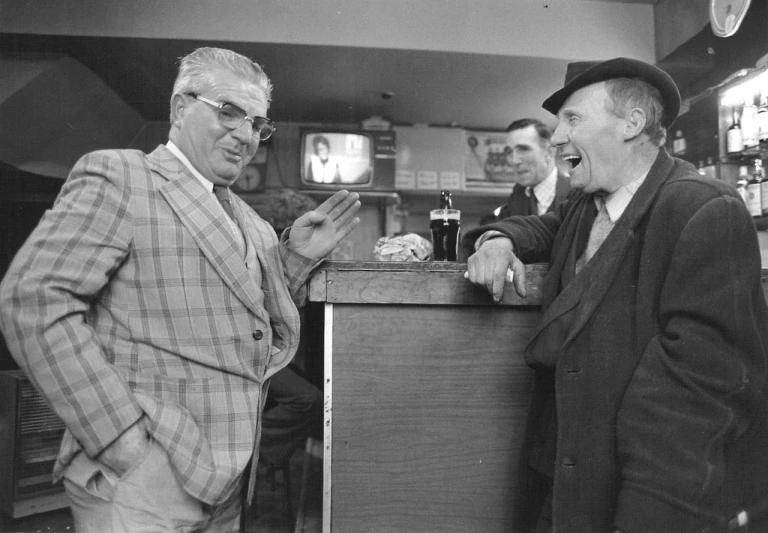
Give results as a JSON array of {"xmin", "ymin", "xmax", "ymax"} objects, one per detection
[
  {"xmin": 463, "ymin": 57, "xmax": 768, "ymax": 532},
  {"xmin": 486, "ymin": 118, "xmax": 571, "ymax": 222}
]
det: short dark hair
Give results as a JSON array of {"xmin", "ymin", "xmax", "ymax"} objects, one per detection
[
  {"xmin": 312, "ymin": 135, "xmax": 330, "ymax": 151},
  {"xmin": 506, "ymin": 118, "xmax": 552, "ymax": 148},
  {"xmin": 507, "ymin": 118, "xmax": 552, "ymax": 142}
]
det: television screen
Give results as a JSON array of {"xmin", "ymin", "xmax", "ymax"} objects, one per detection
[{"xmin": 301, "ymin": 131, "xmax": 373, "ymax": 186}]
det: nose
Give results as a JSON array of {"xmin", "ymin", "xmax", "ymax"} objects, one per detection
[
  {"xmin": 550, "ymin": 125, "xmax": 567, "ymax": 147},
  {"xmin": 231, "ymin": 119, "xmax": 256, "ymax": 144}
]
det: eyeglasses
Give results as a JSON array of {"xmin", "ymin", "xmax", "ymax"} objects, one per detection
[{"xmin": 186, "ymin": 92, "xmax": 276, "ymax": 141}]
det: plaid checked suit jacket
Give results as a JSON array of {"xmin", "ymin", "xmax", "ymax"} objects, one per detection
[{"xmin": 0, "ymin": 145, "xmax": 319, "ymax": 505}]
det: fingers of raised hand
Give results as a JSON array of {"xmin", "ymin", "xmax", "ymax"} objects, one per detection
[{"xmin": 318, "ymin": 190, "xmax": 360, "ymax": 219}]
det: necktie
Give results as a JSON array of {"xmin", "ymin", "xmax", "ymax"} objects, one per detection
[
  {"xmin": 575, "ymin": 196, "xmax": 613, "ymax": 274},
  {"xmin": 526, "ymin": 187, "xmax": 538, "ymax": 215},
  {"xmin": 213, "ymin": 185, "xmax": 236, "ymax": 221},
  {"xmin": 213, "ymin": 185, "xmax": 250, "ymax": 260}
]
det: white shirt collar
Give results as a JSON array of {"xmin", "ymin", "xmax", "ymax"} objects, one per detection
[
  {"xmin": 166, "ymin": 141, "xmax": 213, "ymax": 193},
  {"xmin": 600, "ymin": 172, "xmax": 648, "ymax": 223},
  {"xmin": 525, "ymin": 167, "xmax": 558, "ymax": 216}
]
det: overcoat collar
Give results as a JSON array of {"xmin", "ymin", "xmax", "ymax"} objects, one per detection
[
  {"xmin": 527, "ymin": 148, "xmax": 676, "ymax": 356},
  {"xmin": 146, "ymin": 145, "xmax": 265, "ymax": 315}
]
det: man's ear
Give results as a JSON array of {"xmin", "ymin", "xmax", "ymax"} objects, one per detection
[
  {"xmin": 624, "ymin": 108, "xmax": 647, "ymax": 141},
  {"xmin": 170, "ymin": 93, "xmax": 187, "ymax": 125}
]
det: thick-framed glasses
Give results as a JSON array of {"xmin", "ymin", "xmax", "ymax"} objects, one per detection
[{"xmin": 186, "ymin": 92, "xmax": 275, "ymax": 141}]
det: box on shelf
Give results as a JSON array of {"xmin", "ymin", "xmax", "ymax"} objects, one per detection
[{"xmin": 394, "ymin": 126, "xmax": 466, "ymax": 192}]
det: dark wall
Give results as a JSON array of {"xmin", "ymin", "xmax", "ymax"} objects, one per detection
[
  {"xmin": 0, "ymin": 166, "xmax": 63, "ymax": 370},
  {"xmin": 658, "ymin": 0, "xmax": 768, "ymax": 100}
]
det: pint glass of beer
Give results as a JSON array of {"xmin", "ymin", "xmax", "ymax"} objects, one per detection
[{"xmin": 430, "ymin": 209, "xmax": 461, "ymax": 261}]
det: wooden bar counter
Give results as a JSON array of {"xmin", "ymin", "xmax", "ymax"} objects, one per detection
[{"xmin": 307, "ymin": 261, "xmax": 548, "ymax": 533}]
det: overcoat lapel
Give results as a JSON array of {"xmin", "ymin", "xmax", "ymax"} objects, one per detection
[
  {"xmin": 528, "ymin": 150, "xmax": 675, "ymax": 354},
  {"xmin": 146, "ymin": 146, "xmax": 264, "ymax": 315}
]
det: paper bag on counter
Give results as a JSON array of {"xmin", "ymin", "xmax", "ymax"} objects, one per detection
[{"xmin": 373, "ymin": 233, "xmax": 432, "ymax": 262}]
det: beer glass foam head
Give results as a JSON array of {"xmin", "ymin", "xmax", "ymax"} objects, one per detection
[{"xmin": 430, "ymin": 209, "xmax": 461, "ymax": 221}]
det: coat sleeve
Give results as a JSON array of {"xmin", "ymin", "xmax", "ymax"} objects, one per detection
[
  {"xmin": 614, "ymin": 193, "xmax": 768, "ymax": 531},
  {"xmin": 278, "ymin": 234, "xmax": 321, "ymax": 308},
  {"xmin": 0, "ymin": 151, "xmax": 143, "ymax": 458},
  {"xmin": 461, "ymin": 195, "xmax": 571, "ymax": 262}
]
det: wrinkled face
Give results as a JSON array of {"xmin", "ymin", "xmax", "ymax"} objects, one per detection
[
  {"xmin": 550, "ymin": 82, "xmax": 627, "ymax": 194},
  {"xmin": 505, "ymin": 125, "xmax": 554, "ymax": 188},
  {"xmin": 172, "ymin": 66, "xmax": 268, "ymax": 186}
]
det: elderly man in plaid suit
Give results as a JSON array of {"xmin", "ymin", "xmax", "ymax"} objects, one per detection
[{"xmin": 0, "ymin": 47, "xmax": 360, "ymax": 532}]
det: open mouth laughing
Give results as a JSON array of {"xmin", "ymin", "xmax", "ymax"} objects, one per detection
[{"xmin": 562, "ymin": 154, "xmax": 582, "ymax": 172}]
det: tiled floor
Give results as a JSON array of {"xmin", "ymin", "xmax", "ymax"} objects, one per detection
[{"xmin": 0, "ymin": 441, "xmax": 323, "ymax": 533}]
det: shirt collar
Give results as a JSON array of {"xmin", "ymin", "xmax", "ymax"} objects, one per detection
[
  {"xmin": 599, "ymin": 172, "xmax": 648, "ymax": 223},
  {"xmin": 166, "ymin": 141, "xmax": 213, "ymax": 193},
  {"xmin": 533, "ymin": 167, "xmax": 558, "ymax": 199},
  {"xmin": 526, "ymin": 167, "xmax": 558, "ymax": 215}
]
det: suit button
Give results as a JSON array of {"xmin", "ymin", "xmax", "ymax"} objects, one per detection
[
  {"xmin": 562, "ymin": 456, "xmax": 577, "ymax": 467},
  {"xmin": 252, "ymin": 330, "xmax": 263, "ymax": 340}
]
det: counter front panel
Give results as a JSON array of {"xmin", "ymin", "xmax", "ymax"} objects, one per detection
[{"xmin": 309, "ymin": 261, "xmax": 546, "ymax": 533}]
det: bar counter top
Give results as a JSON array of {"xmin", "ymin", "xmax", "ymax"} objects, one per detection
[{"xmin": 308, "ymin": 260, "xmax": 548, "ymax": 306}]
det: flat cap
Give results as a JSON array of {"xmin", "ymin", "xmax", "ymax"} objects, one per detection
[{"xmin": 542, "ymin": 57, "xmax": 681, "ymax": 128}]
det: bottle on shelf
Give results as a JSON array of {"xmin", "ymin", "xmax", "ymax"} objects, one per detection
[
  {"xmin": 756, "ymin": 159, "xmax": 768, "ymax": 216},
  {"xmin": 699, "ymin": 157, "xmax": 717, "ymax": 180},
  {"xmin": 727, "ymin": 108, "xmax": 744, "ymax": 154},
  {"xmin": 736, "ymin": 165, "xmax": 749, "ymax": 205},
  {"xmin": 439, "ymin": 189, "xmax": 453, "ymax": 209},
  {"xmin": 746, "ymin": 159, "xmax": 763, "ymax": 217},
  {"xmin": 741, "ymin": 95, "xmax": 759, "ymax": 149},
  {"xmin": 672, "ymin": 130, "xmax": 687, "ymax": 155},
  {"xmin": 758, "ymin": 91, "xmax": 768, "ymax": 144}
]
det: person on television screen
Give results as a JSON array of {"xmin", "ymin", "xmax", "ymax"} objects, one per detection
[
  {"xmin": 0, "ymin": 46, "xmax": 361, "ymax": 532},
  {"xmin": 484, "ymin": 118, "xmax": 571, "ymax": 222},
  {"xmin": 307, "ymin": 134, "xmax": 342, "ymax": 183},
  {"xmin": 463, "ymin": 57, "xmax": 768, "ymax": 532}
]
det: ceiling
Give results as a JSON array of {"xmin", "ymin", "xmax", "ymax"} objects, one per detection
[
  {"xmin": 1, "ymin": 33, "xmax": 576, "ymax": 131},
  {"xmin": 0, "ymin": 0, "xmax": 675, "ymax": 134}
]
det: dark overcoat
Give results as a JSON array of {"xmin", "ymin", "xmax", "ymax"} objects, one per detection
[{"xmin": 463, "ymin": 148, "xmax": 768, "ymax": 533}]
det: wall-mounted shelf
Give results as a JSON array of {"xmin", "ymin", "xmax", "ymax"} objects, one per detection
[{"xmin": 723, "ymin": 143, "xmax": 768, "ymax": 165}]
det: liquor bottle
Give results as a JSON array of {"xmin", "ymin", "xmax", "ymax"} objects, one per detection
[
  {"xmin": 741, "ymin": 95, "xmax": 759, "ymax": 149},
  {"xmin": 440, "ymin": 189, "xmax": 453, "ymax": 209},
  {"xmin": 736, "ymin": 166, "xmax": 749, "ymax": 205},
  {"xmin": 672, "ymin": 130, "xmax": 687, "ymax": 155},
  {"xmin": 756, "ymin": 159, "xmax": 768, "ymax": 216},
  {"xmin": 699, "ymin": 157, "xmax": 717, "ymax": 180},
  {"xmin": 758, "ymin": 91, "xmax": 768, "ymax": 143},
  {"xmin": 746, "ymin": 160, "xmax": 763, "ymax": 217},
  {"xmin": 727, "ymin": 109, "xmax": 743, "ymax": 154}
]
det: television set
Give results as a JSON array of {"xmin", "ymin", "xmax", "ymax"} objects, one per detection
[{"xmin": 297, "ymin": 128, "xmax": 396, "ymax": 191}]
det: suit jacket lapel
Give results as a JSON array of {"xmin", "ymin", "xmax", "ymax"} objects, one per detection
[
  {"xmin": 147, "ymin": 146, "xmax": 264, "ymax": 314},
  {"xmin": 550, "ymin": 171, "xmax": 571, "ymax": 211},
  {"xmin": 502, "ymin": 185, "xmax": 532, "ymax": 217}
]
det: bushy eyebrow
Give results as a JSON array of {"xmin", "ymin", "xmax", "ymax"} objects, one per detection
[{"xmin": 558, "ymin": 109, "xmax": 579, "ymax": 120}]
